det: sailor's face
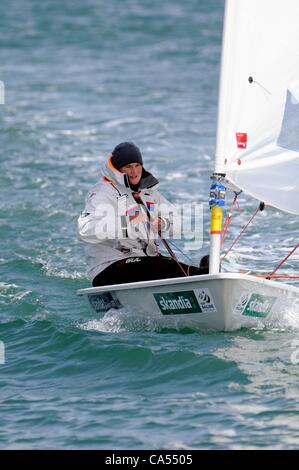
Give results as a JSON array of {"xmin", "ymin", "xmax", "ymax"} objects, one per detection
[{"xmin": 120, "ymin": 162, "xmax": 142, "ymax": 185}]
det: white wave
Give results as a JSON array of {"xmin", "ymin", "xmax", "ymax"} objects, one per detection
[
  {"xmin": 42, "ymin": 264, "xmax": 86, "ymax": 280},
  {"xmin": 80, "ymin": 309, "xmax": 160, "ymax": 333},
  {"xmin": 165, "ymin": 172, "xmax": 184, "ymax": 180},
  {"xmin": 102, "ymin": 117, "xmax": 144, "ymax": 129}
]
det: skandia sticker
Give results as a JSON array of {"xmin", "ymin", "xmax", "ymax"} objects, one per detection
[
  {"xmin": 195, "ymin": 288, "xmax": 217, "ymax": 313},
  {"xmin": 236, "ymin": 132, "xmax": 247, "ymax": 149},
  {"xmin": 234, "ymin": 292, "xmax": 276, "ymax": 318},
  {"xmin": 243, "ymin": 293, "xmax": 276, "ymax": 318},
  {"xmin": 153, "ymin": 291, "xmax": 202, "ymax": 315}
]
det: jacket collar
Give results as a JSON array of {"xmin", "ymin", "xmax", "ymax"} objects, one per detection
[{"xmin": 101, "ymin": 155, "xmax": 159, "ymax": 191}]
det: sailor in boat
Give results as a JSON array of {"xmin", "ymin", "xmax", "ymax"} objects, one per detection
[{"xmin": 78, "ymin": 142, "xmax": 208, "ymax": 287}]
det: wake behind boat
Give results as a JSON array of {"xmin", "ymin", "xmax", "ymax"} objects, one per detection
[{"xmin": 77, "ymin": 0, "xmax": 299, "ymax": 330}]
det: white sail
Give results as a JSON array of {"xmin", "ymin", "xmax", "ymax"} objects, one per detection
[{"xmin": 215, "ymin": 0, "xmax": 299, "ymax": 215}]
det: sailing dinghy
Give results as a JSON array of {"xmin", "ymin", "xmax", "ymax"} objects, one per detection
[{"xmin": 77, "ymin": 0, "xmax": 299, "ymax": 330}]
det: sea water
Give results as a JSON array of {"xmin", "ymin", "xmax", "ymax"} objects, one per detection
[{"xmin": 0, "ymin": 0, "xmax": 298, "ymax": 450}]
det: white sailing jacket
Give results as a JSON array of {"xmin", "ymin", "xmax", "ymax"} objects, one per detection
[{"xmin": 78, "ymin": 156, "xmax": 174, "ymax": 281}]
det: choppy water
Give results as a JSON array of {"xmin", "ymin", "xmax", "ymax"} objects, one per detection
[{"xmin": 0, "ymin": 0, "xmax": 299, "ymax": 450}]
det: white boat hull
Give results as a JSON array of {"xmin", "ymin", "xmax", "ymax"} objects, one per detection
[{"xmin": 77, "ymin": 273, "xmax": 299, "ymax": 331}]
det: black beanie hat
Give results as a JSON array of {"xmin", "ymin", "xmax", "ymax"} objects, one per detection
[{"xmin": 111, "ymin": 142, "xmax": 143, "ymax": 170}]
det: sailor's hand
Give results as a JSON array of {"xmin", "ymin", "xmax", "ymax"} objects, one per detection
[
  {"xmin": 130, "ymin": 212, "xmax": 147, "ymax": 225},
  {"xmin": 152, "ymin": 217, "xmax": 166, "ymax": 233}
]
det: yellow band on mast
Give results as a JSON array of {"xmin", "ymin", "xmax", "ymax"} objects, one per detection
[{"xmin": 210, "ymin": 205, "xmax": 223, "ymax": 234}]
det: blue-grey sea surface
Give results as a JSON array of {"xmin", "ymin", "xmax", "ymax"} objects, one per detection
[{"xmin": 0, "ymin": 0, "xmax": 298, "ymax": 450}]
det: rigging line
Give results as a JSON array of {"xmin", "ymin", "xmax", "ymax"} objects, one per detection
[
  {"xmin": 269, "ymin": 243, "xmax": 299, "ymax": 276},
  {"xmin": 159, "ymin": 235, "xmax": 188, "ymax": 277},
  {"xmin": 158, "ymin": 237, "xmax": 188, "ymax": 277},
  {"xmin": 246, "ymin": 274, "xmax": 299, "ymax": 279},
  {"xmin": 165, "ymin": 239, "xmax": 195, "ymax": 265},
  {"xmin": 133, "ymin": 191, "xmax": 188, "ymax": 277},
  {"xmin": 248, "ymin": 76, "xmax": 272, "ymax": 95},
  {"xmin": 221, "ymin": 202, "xmax": 265, "ymax": 264},
  {"xmin": 221, "ymin": 192, "xmax": 241, "ymax": 245}
]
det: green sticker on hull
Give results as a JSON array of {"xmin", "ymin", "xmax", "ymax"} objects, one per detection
[{"xmin": 243, "ymin": 293, "xmax": 276, "ymax": 318}]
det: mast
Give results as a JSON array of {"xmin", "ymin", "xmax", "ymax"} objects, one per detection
[{"xmin": 209, "ymin": 0, "xmax": 232, "ymax": 274}]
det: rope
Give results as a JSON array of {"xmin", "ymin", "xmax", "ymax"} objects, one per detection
[
  {"xmin": 240, "ymin": 271, "xmax": 299, "ymax": 279},
  {"xmin": 165, "ymin": 239, "xmax": 195, "ymax": 265},
  {"xmin": 221, "ymin": 192, "xmax": 241, "ymax": 245},
  {"xmin": 221, "ymin": 202, "xmax": 265, "ymax": 264},
  {"xmin": 133, "ymin": 191, "xmax": 188, "ymax": 277},
  {"xmin": 159, "ymin": 235, "xmax": 188, "ymax": 277},
  {"xmin": 221, "ymin": 195, "xmax": 298, "ymax": 279},
  {"xmin": 269, "ymin": 243, "xmax": 299, "ymax": 276},
  {"xmin": 250, "ymin": 274, "xmax": 299, "ymax": 279}
]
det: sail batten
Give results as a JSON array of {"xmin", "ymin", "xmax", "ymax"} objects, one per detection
[{"xmin": 215, "ymin": 0, "xmax": 299, "ymax": 215}]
